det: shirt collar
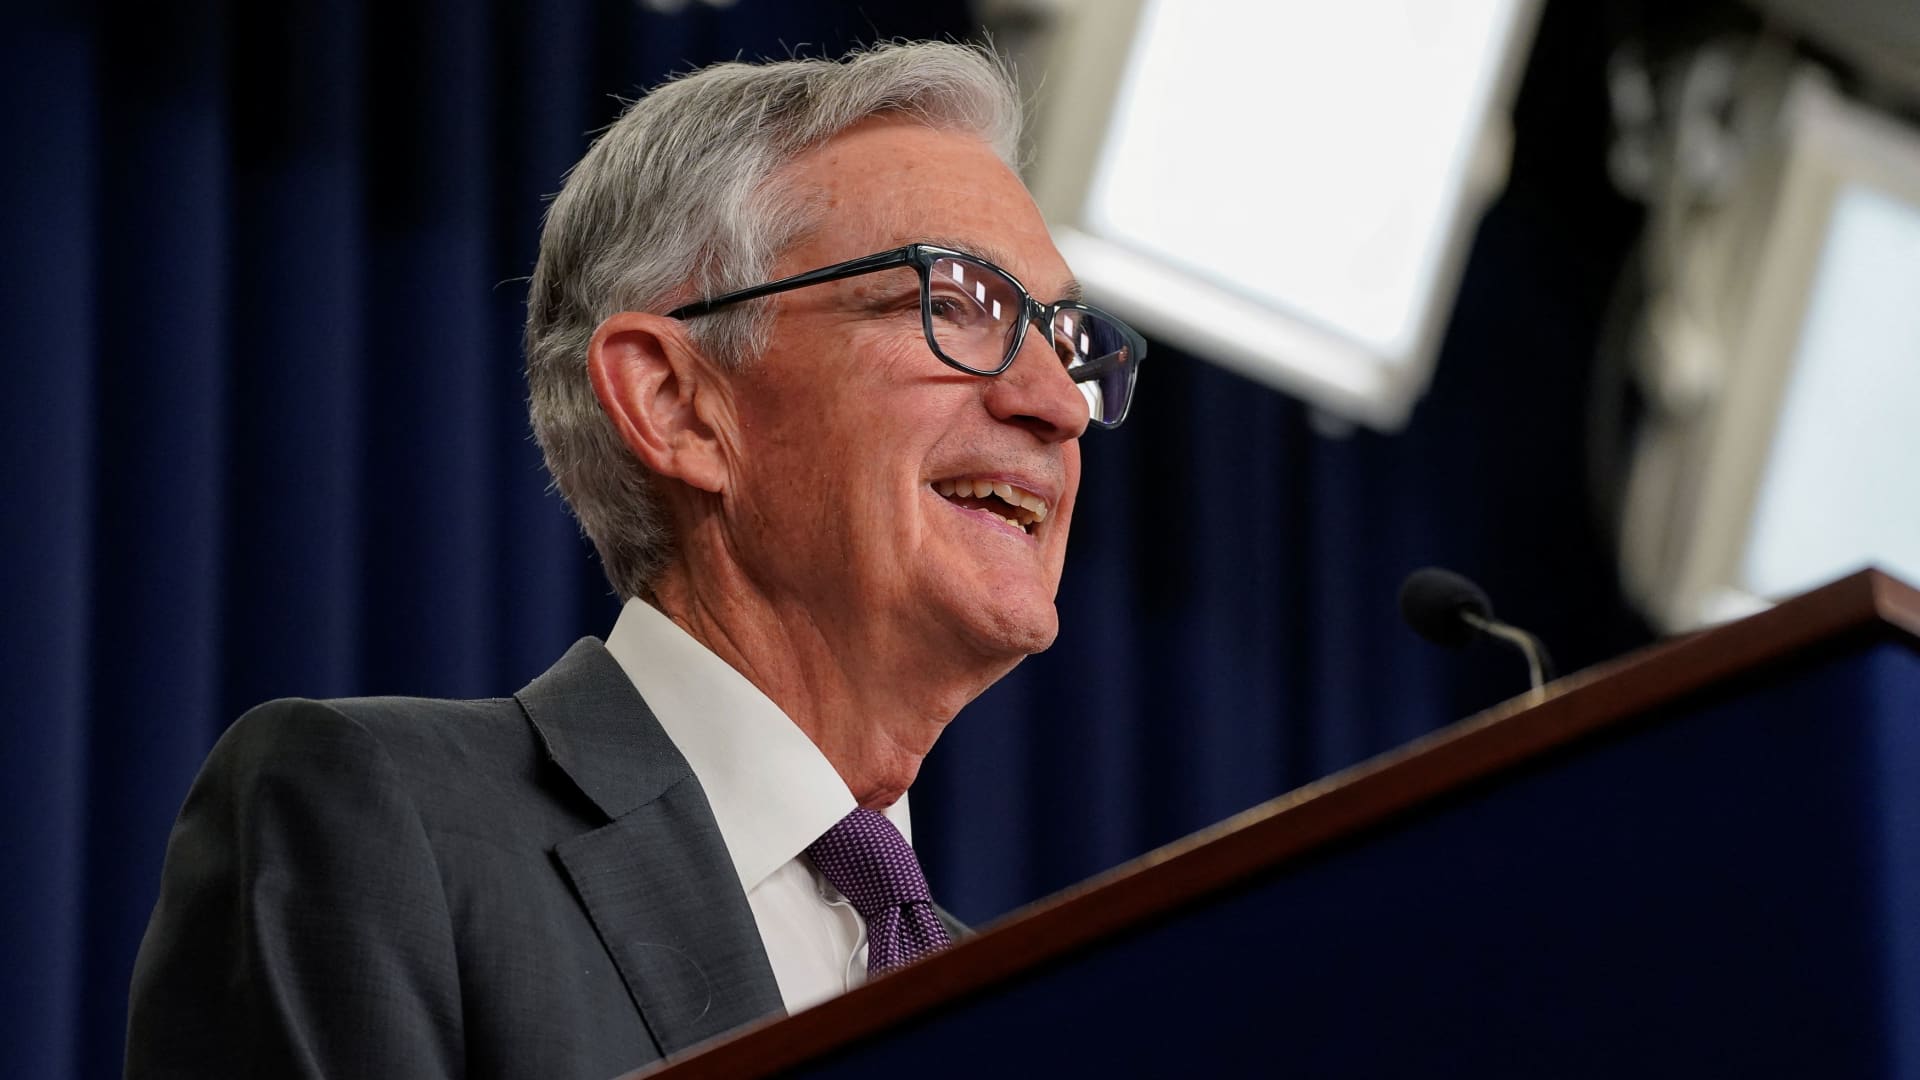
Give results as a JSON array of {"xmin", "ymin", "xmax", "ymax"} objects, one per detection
[{"xmin": 602, "ymin": 597, "xmax": 912, "ymax": 893}]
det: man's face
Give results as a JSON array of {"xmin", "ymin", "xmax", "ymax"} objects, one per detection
[{"xmin": 714, "ymin": 117, "xmax": 1089, "ymax": 675}]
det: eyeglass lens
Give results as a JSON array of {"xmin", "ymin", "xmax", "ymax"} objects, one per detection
[{"xmin": 926, "ymin": 255, "xmax": 1136, "ymax": 426}]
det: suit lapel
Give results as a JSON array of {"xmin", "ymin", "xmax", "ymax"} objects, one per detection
[{"xmin": 517, "ymin": 639, "xmax": 785, "ymax": 1058}]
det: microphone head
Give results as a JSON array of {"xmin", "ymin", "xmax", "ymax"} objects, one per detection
[{"xmin": 1399, "ymin": 567, "xmax": 1494, "ymax": 649}]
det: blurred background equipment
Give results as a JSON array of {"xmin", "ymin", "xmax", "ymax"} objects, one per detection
[
  {"xmin": 1746, "ymin": 0, "xmax": 1920, "ymax": 101},
  {"xmin": 1025, "ymin": 0, "xmax": 1544, "ymax": 430},
  {"xmin": 1002, "ymin": 0, "xmax": 1920, "ymax": 631},
  {"xmin": 1612, "ymin": 55, "xmax": 1920, "ymax": 630}
]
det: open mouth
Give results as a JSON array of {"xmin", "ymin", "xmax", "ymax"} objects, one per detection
[{"xmin": 932, "ymin": 477, "xmax": 1050, "ymax": 535}]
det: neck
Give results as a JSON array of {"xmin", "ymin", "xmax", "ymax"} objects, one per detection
[{"xmin": 648, "ymin": 551, "xmax": 1013, "ymax": 809}]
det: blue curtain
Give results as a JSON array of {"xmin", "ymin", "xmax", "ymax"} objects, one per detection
[{"xmin": 1, "ymin": 2, "xmax": 1646, "ymax": 1076}]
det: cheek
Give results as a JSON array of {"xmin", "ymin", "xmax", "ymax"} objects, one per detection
[
  {"xmin": 731, "ymin": 332, "xmax": 978, "ymax": 531},
  {"xmin": 730, "ymin": 410, "xmax": 934, "ymax": 552},
  {"xmin": 1053, "ymin": 449, "xmax": 1083, "ymax": 538}
]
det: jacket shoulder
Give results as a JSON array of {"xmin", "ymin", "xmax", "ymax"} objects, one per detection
[{"xmin": 229, "ymin": 692, "xmax": 535, "ymax": 774}]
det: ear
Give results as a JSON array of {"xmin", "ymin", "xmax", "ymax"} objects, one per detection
[{"xmin": 587, "ymin": 312, "xmax": 732, "ymax": 494}]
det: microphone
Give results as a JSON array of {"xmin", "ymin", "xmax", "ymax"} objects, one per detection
[{"xmin": 1398, "ymin": 567, "xmax": 1556, "ymax": 694}]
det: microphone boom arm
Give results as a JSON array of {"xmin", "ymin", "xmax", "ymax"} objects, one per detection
[{"xmin": 1460, "ymin": 610, "xmax": 1556, "ymax": 694}]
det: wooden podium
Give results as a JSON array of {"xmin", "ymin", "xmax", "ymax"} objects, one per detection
[{"xmin": 637, "ymin": 569, "xmax": 1920, "ymax": 1078}]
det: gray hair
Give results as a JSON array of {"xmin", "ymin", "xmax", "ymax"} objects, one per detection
[{"xmin": 525, "ymin": 41, "xmax": 1024, "ymax": 601}]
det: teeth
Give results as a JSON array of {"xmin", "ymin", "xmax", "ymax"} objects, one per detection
[{"xmin": 931, "ymin": 475, "xmax": 1051, "ymax": 528}]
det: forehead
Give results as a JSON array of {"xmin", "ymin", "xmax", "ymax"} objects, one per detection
[{"xmin": 777, "ymin": 117, "xmax": 1072, "ymax": 295}]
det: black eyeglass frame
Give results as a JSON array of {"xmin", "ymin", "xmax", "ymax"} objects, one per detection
[{"xmin": 666, "ymin": 243, "xmax": 1145, "ymax": 429}]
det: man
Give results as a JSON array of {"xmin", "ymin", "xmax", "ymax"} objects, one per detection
[{"xmin": 127, "ymin": 40, "xmax": 1143, "ymax": 1079}]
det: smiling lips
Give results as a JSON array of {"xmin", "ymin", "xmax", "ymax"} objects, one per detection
[{"xmin": 932, "ymin": 477, "xmax": 1051, "ymax": 534}]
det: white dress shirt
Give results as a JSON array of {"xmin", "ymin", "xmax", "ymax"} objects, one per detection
[{"xmin": 601, "ymin": 597, "xmax": 912, "ymax": 1014}]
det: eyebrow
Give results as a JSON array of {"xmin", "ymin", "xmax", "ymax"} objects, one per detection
[{"xmin": 920, "ymin": 236, "xmax": 1084, "ymax": 303}]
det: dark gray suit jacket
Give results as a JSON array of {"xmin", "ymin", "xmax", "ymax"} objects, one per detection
[{"xmin": 128, "ymin": 638, "xmax": 792, "ymax": 1079}]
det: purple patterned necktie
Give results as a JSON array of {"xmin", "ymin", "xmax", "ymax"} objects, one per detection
[{"xmin": 806, "ymin": 807, "xmax": 954, "ymax": 975}]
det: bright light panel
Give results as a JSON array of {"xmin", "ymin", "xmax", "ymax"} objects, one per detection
[
  {"xmin": 1742, "ymin": 181, "xmax": 1920, "ymax": 596},
  {"xmin": 1075, "ymin": 0, "xmax": 1529, "ymax": 423}
]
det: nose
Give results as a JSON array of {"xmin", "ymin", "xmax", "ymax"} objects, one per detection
[{"xmin": 982, "ymin": 319, "xmax": 1092, "ymax": 442}]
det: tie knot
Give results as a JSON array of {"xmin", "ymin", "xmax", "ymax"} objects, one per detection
[{"xmin": 805, "ymin": 807, "xmax": 933, "ymax": 918}]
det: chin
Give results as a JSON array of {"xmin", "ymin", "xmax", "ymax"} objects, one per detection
[
  {"xmin": 968, "ymin": 599, "xmax": 1061, "ymax": 659},
  {"xmin": 920, "ymin": 562, "xmax": 1064, "ymax": 665}
]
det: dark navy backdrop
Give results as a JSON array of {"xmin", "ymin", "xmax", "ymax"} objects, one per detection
[{"xmin": 2, "ymin": 2, "xmax": 1650, "ymax": 1077}]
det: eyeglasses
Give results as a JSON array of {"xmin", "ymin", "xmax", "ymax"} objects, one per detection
[{"xmin": 667, "ymin": 243, "xmax": 1145, "ymax": 429}]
